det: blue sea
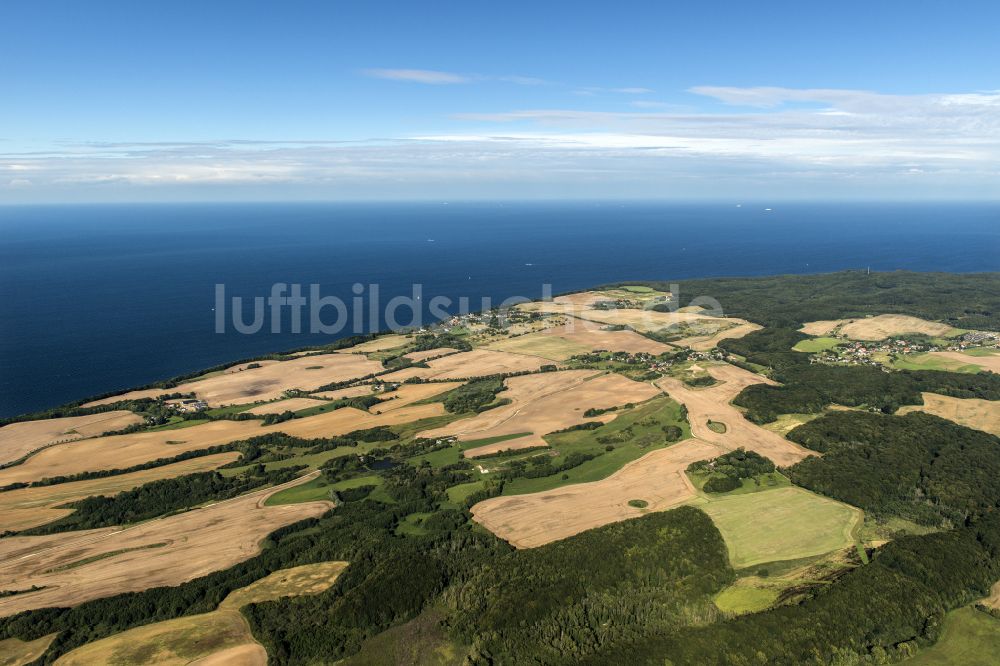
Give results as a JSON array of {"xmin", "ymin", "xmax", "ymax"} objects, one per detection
[{"xmin": 1, "ymin": 202, "xmax": 998, "ymax": 417}]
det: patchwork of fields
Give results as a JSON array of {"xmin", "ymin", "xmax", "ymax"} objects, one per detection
[
  {"xmin": 1, "ymin": 281, "xmax": 997, "ymax": 664},
  {"xmin": 0, "ymin": 475, "xmax": 331, "ymax": 617}
]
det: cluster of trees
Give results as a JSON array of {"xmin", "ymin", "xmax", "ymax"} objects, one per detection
[
  {"xmin": 345, "ymin": 426, "xmax": 399, "ymax": 442},
  {"xmin": 441, "ymin": 376, "xmax": 506, "ymax": 413},
  {"xmin": 718, "ymin": 328, "xmax": 1000, "ymax": 423},
  {"xmin": 410, "ymin": 332, "xmax": 472, "ymax": 353},
  {"xmin": 20, "ymin": 465, "xmax": 306, "ymax": 535},
  {"xmin": 786, "ymin": 411, "xmax": 1000, "ymax": 526},
  {"xmin": 445, "ymin": 507, "xmax": 732, "ymax": 663},
  {"xmin": 688, "ymin": 448, "xmax": 776, "ymax": 493},
  {"xmin": 499, "ymin": 451, "xmax": 598, "ymax": 481}
]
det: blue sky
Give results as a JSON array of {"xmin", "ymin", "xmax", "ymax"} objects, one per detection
[{"xmin": 2, "ymin": 1, "xmax": 999, "ymax": 202}]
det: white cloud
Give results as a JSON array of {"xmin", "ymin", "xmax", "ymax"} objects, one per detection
[
  {"xmin": 5, "ymin": 85, "xmax": 1000, "ymax": 201},
  {"xmin": 363, "ymin": 68, "xmax": 469, "ymax": 84}
]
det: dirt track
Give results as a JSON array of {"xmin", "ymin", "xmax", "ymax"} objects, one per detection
[{"xmin": 656, "ymin": 364, "xmax": 815, "ymax": 467}]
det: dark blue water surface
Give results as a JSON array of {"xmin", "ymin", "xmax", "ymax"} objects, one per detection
[{"xmin": 1, "ymin": 202, "xmax": 997, "ymax": 417}]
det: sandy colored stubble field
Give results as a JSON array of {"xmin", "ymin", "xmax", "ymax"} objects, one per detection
[
  {"xmin": 0, "ymin": 474, "xmax": 331, "ymax": 617},
  {"xmin": 0, "ymin": 411, "xmax": 143, "ymax": 467},
  {"xmin": 657, "ymin": 364, "xmax": 815, "ymax": 467},
  {"xmin": 471, "ymin": 438, "xmax": 727, "ymax": 548}
]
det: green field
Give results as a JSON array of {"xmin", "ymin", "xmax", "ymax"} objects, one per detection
[
  {"xmin": 697, "ymin": 487, "xmax": 862, "ymax": 568},
  {"xmin": 712, "ymin": 583, "xmax": 780, "ymax": 615},
  {"xmin": 265, "ymin": 474, "xmax": 382, "ymax": 506},
  {"xmin": 501, "ymin": 396, "xmax": 689, "ymax": 496},
  {"xmin": 888, "ymin": 353, "xmax": 982, "ymax": 374},
  {"xmin": 903, "ymin": 607, "xmax": 1000, "ymax": 665},
  {"xmin": 148, "ymin": 417, "xmax": 211, "ymax": 431},
  {"xmin": 760, "ymin": 412, "xmax": 822, "ymax": 435},
  {"xmin": 396, "ymin": 512, "xmax": 433, "ymax": 536},
  {"xmin": 706, "ymin": 419, "xmax": 727, "ymax": 434},
  {"xmin": 792, "ymin": 336, "xmax": 841, "ymax": 353},
  {"xmin": 963, "ymin": 347, "xmax": 1000, "ymax": 358},
  {"xmin": 689, "ymin": 471, "xmax": 791, "ymax": 496},
  {"xmin": 445, "ymin": 480, "xmax": 485, "ymax": 504}
]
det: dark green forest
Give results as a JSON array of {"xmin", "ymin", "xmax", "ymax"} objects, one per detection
[
  {"xmin": 786, "ymin": 411, "xmax": 1000, "ymax": 526},
  {"xmin": 623, "ymin": 270, "xmax": 1000, "ymax": 330}
]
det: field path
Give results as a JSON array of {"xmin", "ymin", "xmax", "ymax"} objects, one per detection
[{"xmin": 656, "ymin": 364, "xmax": 815, "ymax": 467}]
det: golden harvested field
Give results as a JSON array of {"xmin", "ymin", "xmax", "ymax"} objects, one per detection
[
  {"xmin": 337, "ymin": 334, "xmax": 410, "ymax": 353},
  {"xmin": 0, "ymin": 410, "xmax": 143, "ymax": 466},
  {"xmin": 679, "ymin": 321, "xmax": 763, "ymax": 351},
  {"xmin": 404, "ymin": 347, "xmax": 460, "ymax": 362},
  {"xmin": 798, "ymin": 320, "xmax": 842, "ymax": 336},
  {"xmin": 657, "ymin": 364, "xmax": 815, "ymax": 467},
  {"xmin": 0, "ymin": 474, "xmax": 332, "ymax": 617},
  {"xmin": 520, "ymin": 300, "xmax": 731, "ymax": 334},
  {"xmin": 59, "ymin": 609, "xmax": 261, "ymax": 666},
  {"xmin": 541, "ymin": 323, "xmax": 674, "ymax": 354},
  {"xmin": 85, "ymin": 353, "xmax": 383, "ymax": 407},
  {"xmin": 472, "ymin": 438, "xmax": 727, "ymax": 548},
  {"xmin": 421, "ymin": 371, "xmax": 660, "ymax": 456},
  {"xmin": 489, "ymin": 323, "xmax": 674, "ymax": 359},
  {"xmin": 370, "ymin": 382, "xmax": 461, "ymax": 413},
  {"xmin": 311, "ymin": 385, "xmax": 375, "ymax": 400},
  {"xmin": 380, "ymin": 349, "xmax": 548, "ymax": 382},
  {"xmin": 0, "ymin": 452, "xmax": 240, "ymax": 533},
  {"xmin": 553, "ymin": 288, "xmax": 671, "ymax": 306},
  {"xmin": 551, "ymin": 291, "xmax": 613, "ymax": 306},
  {"xmin": 898, "ymin": 393, "xmax": 1000, "ymax": 436},
  {"xmin": 485, "ymin": 333, "xmax": 590, "ymax": 361},
  {"xmin": 0, "ymin": 420, "xmax": 261, "ymax": 487},
  {"xmin": 0, "ymin": 633, "xmax": 57, "ymax": 666},
  {"xmin": 800, "ymin": 315, "xmax": 957, "ymax": 341},
  {"xmin": 55, "ymin": 561, "xmax": 348, "ymax": 666},
  {"xmin": 931, "ymin": 350, "xmax": 1000, "ymax": 373},
  {"xmin": 82, "ymin": 388, "xmax": 166, "ymax": 407},
  {"xmin": 0, "ymin": 401, "xmax": 445, "ymax": 487},
  {"xmin": 272, "ymin": 402, "xmax": 447, "ymax": 438},
  {"xmin": 244, "ymin": 397, "xmax": 328, "ymax": 415}
]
